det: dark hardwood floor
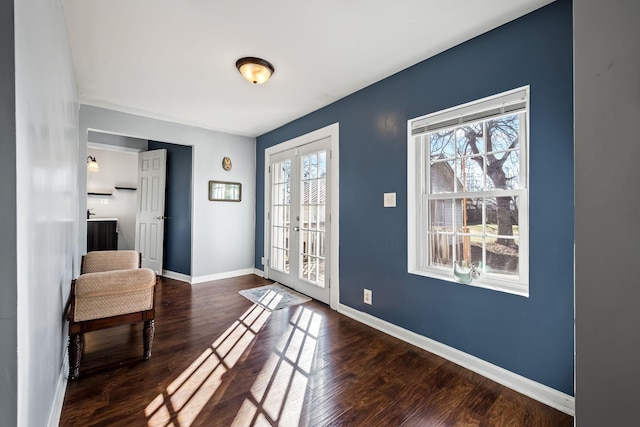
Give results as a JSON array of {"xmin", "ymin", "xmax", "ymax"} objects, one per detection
[{"xmin": 59, "ymin": 275, "xmax": 572, "ymax": 426}]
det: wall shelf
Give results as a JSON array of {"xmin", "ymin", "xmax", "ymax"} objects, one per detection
[
  {"xmin": 87, "ymin": 192, "xmax": 113, "ymax": 196},
  {"xmin": 114, "ymin": 186, "xmax": 137, "ymax": 191}
]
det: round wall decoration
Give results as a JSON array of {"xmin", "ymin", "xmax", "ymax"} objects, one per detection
[{"xmin": 222, "ymin": 156, "xmax": 232, "ymax": 171}]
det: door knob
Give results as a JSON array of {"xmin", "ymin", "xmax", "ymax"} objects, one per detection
[
  {"xmin": 155, "ymin": 216, "xmax": 167, "ymax": 220},
  {"xmin": 293, "ymin": 226, "xmax": 300, "ymax": 232}
]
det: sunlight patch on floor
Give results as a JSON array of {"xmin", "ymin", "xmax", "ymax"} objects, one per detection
[
  {"xmin": 231, "ymin": 306, "xmax": 322, "ymax": 426},
  {"xmin": 257, "ymin": 289, "xmax": 284, "ymax": 310},
  {"xmin": 145, "ymin": 303, "xmax": 271, "ymax": 427}
]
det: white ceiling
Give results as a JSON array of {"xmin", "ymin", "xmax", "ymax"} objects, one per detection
[{"xmin": 62, "ymin": 0, "xmax": 553, "ymax": 138}]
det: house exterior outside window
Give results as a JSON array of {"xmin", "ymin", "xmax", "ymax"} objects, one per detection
[{"xmin": 408, "ymin": 87, "xmax": 529, "ymax": 297}]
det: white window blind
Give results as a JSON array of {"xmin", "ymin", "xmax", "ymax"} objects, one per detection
[{"xmin": 411, "ymin": 88, "xmax": 528, "ymax": 136}]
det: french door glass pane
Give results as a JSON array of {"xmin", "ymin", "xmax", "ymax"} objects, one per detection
[
  {"xmin": 299, "ymin": 150, "xmax": 326, "ymax": 287},
  {"xmin": 270, "ymin": 160, "xmax": 291, "ymax": 273},
  {"xmin": 318, "ymin": 205, "xmax": 325, "ymax": 231}
]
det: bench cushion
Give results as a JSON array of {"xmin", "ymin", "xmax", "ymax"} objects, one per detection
[{"xmin": 74, "ymin": 268, "xmax": 156, "ymax": 321}]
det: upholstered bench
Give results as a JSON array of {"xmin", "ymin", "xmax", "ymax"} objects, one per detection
[{"xmin": 67, "ymin": 262, "xmax": 157, "ymax": 380}]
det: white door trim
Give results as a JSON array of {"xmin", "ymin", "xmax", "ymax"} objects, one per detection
[{"xmin": 264, "ymin": 123, "xmax": 339, "ymax": 310}]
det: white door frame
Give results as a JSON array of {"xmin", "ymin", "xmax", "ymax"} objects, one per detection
[{"xmin": 264, "ymin": 123, "xmax": 339, "ymax": 310}]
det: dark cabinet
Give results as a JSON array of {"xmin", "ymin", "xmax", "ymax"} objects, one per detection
[{"xmin": 87, "ymin": 220, "xmax": 118, "ymax": 251}]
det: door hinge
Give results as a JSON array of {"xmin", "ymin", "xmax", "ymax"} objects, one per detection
[
  {"xmin": 268, "ymin": 165, "xmax": 271, "ymax": 174},
  {"xmin": 327, "ymin": 278, "xmax": 330, "ymax": 288},
  {"xmin": 267, "ymin": 211, "xmax": 270, "ymax": 221},
  {"xmin": 330, "ymin": 150, "xmax": 332, "ymax": 160}
]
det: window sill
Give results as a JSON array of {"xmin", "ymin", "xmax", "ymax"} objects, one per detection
[{"xmin": 409, "ymin": 267, "xmax": 529, "ymax": 298}]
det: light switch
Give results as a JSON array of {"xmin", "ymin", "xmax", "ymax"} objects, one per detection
[
  {"xmin": 383, "ymin": 192, "xmax": 396, "ymax": 208},
  {"xmin": 100, "ymin": 199, "xmax": 109, "ymax": 205}
]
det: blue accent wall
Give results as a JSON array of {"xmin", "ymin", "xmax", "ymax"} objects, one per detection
[
  {"xmin": 256, "ymin": 0, "xmax": 574, "ymax": 395},
  {"xmin": 149, "ymin": 141, "xmax": 192, "ymax": 275}
]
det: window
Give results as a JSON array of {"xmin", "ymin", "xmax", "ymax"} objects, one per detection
[{"xmin": 407, "ymin": 87, "xmax": 529, "ymax": 296}]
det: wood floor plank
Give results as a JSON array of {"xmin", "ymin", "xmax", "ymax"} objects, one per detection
[{"xmin": 59, "ymin": 275, "xmax": 573, "ymax": 426}]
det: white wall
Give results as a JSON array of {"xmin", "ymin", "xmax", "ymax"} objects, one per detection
[
  {"xmin": 79, "ymin": 105, "xmax": 256, "ymax": 279},
  {"xmin": 14, "ymin": 0, "xmax": 80, "ymax": 426},
  {"xmin": 0, "ymin": 1, "xmax": 17, "ymax": 423},
  {"xmin": 87, "ymin": 147, "xmax": 138, "ymax": 250},
  {"xmin": 574, "ymin": 0, "xmax": 640, "ymax": 424},
  {"xmin": 88, "ymin": 130, "xmax": 148, "ymax": 151}
]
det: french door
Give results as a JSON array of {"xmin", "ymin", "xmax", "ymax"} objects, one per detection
[{"xmin": 267, "ymin": 137, "xmax": 331, "ymax": 304}]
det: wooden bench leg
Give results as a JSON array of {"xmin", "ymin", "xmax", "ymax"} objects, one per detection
[
  {"xmin": 68, "ymin": 334, "xmax": 83, "ymax": 380},
  {"xmin": 143, "ymin": 320, "xmax": 154, "ymax": 360}
]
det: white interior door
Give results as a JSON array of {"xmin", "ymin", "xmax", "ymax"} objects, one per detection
[
  {"xmin": 135, "ymin": 149, "xmax": 167, "ymax": 273},
  {"xmin": 267, "ymin": 137, "xmax": 331, "ymax": 304}
]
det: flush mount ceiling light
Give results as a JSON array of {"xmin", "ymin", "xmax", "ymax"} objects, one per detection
[
  {"xmin": 87, "ymin": 155, "xmax": 99, "ymax": 172},
  {"xmin": 235, "ymin": 57, "xmax": 275, "ymax": 84}
]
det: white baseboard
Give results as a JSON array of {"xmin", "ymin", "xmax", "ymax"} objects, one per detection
[
  {"xmin": 161, "ymin": 270, "xmax": 192, "ymax": 283},
  {"xmin": 337, "ymin": 304, "xmax": 575, "ymax": 416},
  {"xmin": 162, "ymin": 269, "xmax": 264, "ymax": 284},
  {"xmin": 191, "ymin": 268, "xmax": 256, "ymax": 284},
  {"xmin": 47, "ymin": 349, "xmax": 68, "ymax": 427}
]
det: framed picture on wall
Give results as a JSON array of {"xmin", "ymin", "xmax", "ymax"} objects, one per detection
[{"xmin": 208, "ymin": 180, "xmax": 241, "ymax": 202}]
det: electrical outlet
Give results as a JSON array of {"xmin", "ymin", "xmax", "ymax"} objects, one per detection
[{"xmin": 364, "ymin": 289, "xmax": 372, "ymax": 305}]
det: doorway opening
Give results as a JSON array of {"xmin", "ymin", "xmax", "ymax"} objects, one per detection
[{"xmin": 85, "ymin": 132, "xmax": 192, "ymax": 276}]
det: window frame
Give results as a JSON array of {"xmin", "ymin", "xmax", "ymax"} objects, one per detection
[{"xmin": 407, "ymin": 87, "xmax": 530, "ymax": 297}]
